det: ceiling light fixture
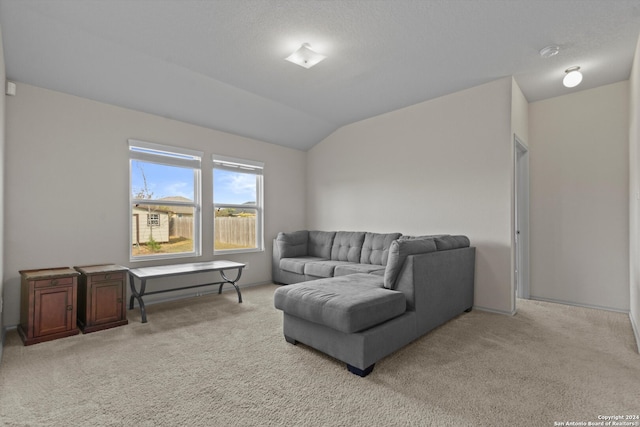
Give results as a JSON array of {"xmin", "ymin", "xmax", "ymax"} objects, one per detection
[
  {"xmin": 563, "ymin": 66, "xmax": 583, "ymax": 88},
  {"xmin": 285, "ymin": 43, "xmax": 326, "ymax": 69},
  {"xmin": 539, "ymin": 45, "xmax": 560, "ymax": 58}
]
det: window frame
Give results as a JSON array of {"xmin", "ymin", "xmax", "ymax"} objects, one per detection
[
  {"xmin": 129, "ymin": 139, "xmax": 203, "ymax": 262},
  {"xmin": 212, "ymin": 154, "xmax": 264, "ymax": 255},
  {"xmin": 147, "ymin": 213, "xmax": 160, "ymax": 227}
]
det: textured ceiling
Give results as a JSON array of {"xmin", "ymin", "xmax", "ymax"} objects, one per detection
[{"xmin": 1, "ymin": 0, "xmax": 639, "ymax": 150}]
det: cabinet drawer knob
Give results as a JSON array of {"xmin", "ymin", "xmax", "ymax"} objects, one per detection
[
  {"xmin": 117, "ymin": 298, "xmax": 123, "ymax": 303},
  {"xmin": 105, "ymin": 274, "xmax": 111, "ymax": 280},
  {"xmin": 66, "ymin": 305, "xmax": 73, "ymax": 311},
  {"xmin": 51, "ymin": 280, "xmax": 58, "ymax": 286}
]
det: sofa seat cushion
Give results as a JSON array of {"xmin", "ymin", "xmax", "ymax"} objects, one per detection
[
  {"xmin": 273, "ymin": 274, "xmax": 406, "ymax": 334},
  {"xmin": 334, "ymin": 263, "xmax": 386, "ymax": 276},
  {"xmin": 280, "ymin": 257, "xmax": 328, "ymax": 275},
  {"xmin": 304, "ymin": 260, "xmax": 353, "ymax": 278}
]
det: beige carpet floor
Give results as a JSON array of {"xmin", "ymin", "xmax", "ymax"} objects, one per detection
[{"xmin": 0, "ymin": 284, "xmax": 638, "ymax": 426}]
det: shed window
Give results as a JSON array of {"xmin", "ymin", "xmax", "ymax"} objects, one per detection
[{"xmin": 147, "ymin": 214, "xmax": 160, "ymax": 227}]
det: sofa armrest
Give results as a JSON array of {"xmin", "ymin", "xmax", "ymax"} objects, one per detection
[
  {"xmin": 395, "ymin": 247, "xmax": 475, "ymax": 335},
  {"xmin": 383, "ymin": 238, "xmax": 437, "ymax": 289},
  {"xmin": 272, "ymin": 239, "xmax": 283, "ymax": 284}
]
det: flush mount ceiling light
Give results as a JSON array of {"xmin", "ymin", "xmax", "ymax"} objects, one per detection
[
  {"xmin": 563, "ymin": 66, "xmax": 583, "ymax": 88},
  {"xmin": 285, "ymin": 43, "xmax": 326, "ymax": 69},
  {"xmin": 539, "ymin": 45, "xmax": 560, "ymax": 58}
]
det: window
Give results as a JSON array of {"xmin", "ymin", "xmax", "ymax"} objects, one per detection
[
  {"xmin": 213, "ymin": 155, "xmax": 264, "ymax": 254},
  {"xmin": 147, "ymin": 214, "xmax": 160, "ymax": 227},
  {"xmin": 129, "ymin": 140, "xmax": 202, "ymax": 261}
]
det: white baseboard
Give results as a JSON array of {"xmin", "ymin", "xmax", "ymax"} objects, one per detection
[
  {"xmin": 630, "ymin": 310, "xmax": 640, "ymax": 354},
  {"xmin": 0, "ymin": 325, "xmax": 16, "ymax": 366},
  {"xmin": 474, "ymin": 305, "xmax": 517, "ymax": 316},
  {"xmin": 528, "ymin": 295, "xmax": 629, "ymax": 314}
]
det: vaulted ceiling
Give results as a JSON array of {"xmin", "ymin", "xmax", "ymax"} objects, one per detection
[{"xmin": 1, "ymin": 0, "xmax": 639, "ymax": 150}]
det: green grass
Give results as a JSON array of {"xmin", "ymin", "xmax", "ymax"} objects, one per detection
[
  {"xmin": 132, "ymin": 237, "xmax": 193, "ymax": 256},
  {"xmin": 132, "ymin": 237, "xmax": 253, "ymax": 256},
  {"xmin": 214, "ymin": 241, "xmax": 253, "ymax": 250}
]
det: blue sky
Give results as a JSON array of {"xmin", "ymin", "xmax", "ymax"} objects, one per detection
[
  {"xmin": 131, "ymin": 160, "xmax": 256, "ymax": 204},
  {"xmin": 213, "ymin": 168, "xmax": 256, "ymax": 204}
]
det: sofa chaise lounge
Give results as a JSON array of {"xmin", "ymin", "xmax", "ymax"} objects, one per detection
[{"xmin": 273, "ymin": 231, "xmax": 475, "ymax": 376}]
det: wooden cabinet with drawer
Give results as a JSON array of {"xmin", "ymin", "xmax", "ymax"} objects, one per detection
[
  {"xmin": 75, "ymin": 264, "xmax": 128, "ymax": 333},
  {"xmin": 18, "ymin": 267, "xmax": 80, "ymax": 345}
]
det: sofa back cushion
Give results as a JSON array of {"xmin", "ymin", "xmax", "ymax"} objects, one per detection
[
  {"xmin": 308, "ymin": 231, "xmax": 336, "ymax": 258},
  {"xmin": 384, "ymin": 238, "xmax": 437, "ymax": 289},
  {"xmin": 276, "ymin": 230, "xmax": 309, "ymax": 258},
  {"xmin": 331, "ymin": 231, "xmax": 366, "ymax": 262},
  {"xmin": 360, "ymin": 232, "xmax": 402, "ymax": 266}
]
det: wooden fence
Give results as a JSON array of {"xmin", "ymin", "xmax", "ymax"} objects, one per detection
[
  {"xmin": 169, "ymin": 216, "xmax": 256, "ymax": 247},
  {"xmin": 215, "ymin": 217, "xmax": 256, "ymax": 247},
  {"xmin": 170, "ymin": 217, "xmax": 193, "ymax": 239}
]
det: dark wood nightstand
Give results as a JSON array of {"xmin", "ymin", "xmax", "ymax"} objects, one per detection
[
  {"xmin": 75, "ymin": 264, "xmax": 129, "ymax": 333},
  {"xmin": 18, "ymin": 267, "xmax": 80, "ymax": 345}
]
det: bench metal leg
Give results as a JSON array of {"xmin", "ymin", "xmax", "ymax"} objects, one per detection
[
  {"xmin": 128, "ymin": 273, "xmax": 148, "ymax": 323},
  {"xmin": 218, "ymin": 268, "xmax": 243, "ymax": 303}
]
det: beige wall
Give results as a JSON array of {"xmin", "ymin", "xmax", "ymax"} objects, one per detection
[
  {"xmin": 529, "ymin": 81, "xmax": 629, "ymax": 312},
  {"xmin": 307, "ymin": 77, "xmax": 515, "ymax": 314},
  {"xmin": 630, "ymin": 35, "xmax": 640, "ymax": 350},
  {"xmin": 2, "ymin": 83, "xmax": 307, "ymax": 327}
]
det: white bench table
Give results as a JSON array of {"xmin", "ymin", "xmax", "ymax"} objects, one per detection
[{"xmin": 128, "ymin": 260, "xmax": 245, "ymax": 323}]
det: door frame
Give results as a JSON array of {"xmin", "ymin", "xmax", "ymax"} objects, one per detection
[{"xmin": 514, "ymin": 135, "xmax": 530, "ymax": 305}]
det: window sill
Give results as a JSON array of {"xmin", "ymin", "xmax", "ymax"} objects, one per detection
[
  {"xmin": 130, "ymin": 251, "xmax": 200, "ymax": 263},
  {"xmin": 213, "ymin": 247, "xmax": 264, "ymax": 256}
]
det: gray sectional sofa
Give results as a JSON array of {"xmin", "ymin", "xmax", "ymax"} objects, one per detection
[{"xmin": 273, "ymin": 231, "xmax": 475, "ymax": 377}]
